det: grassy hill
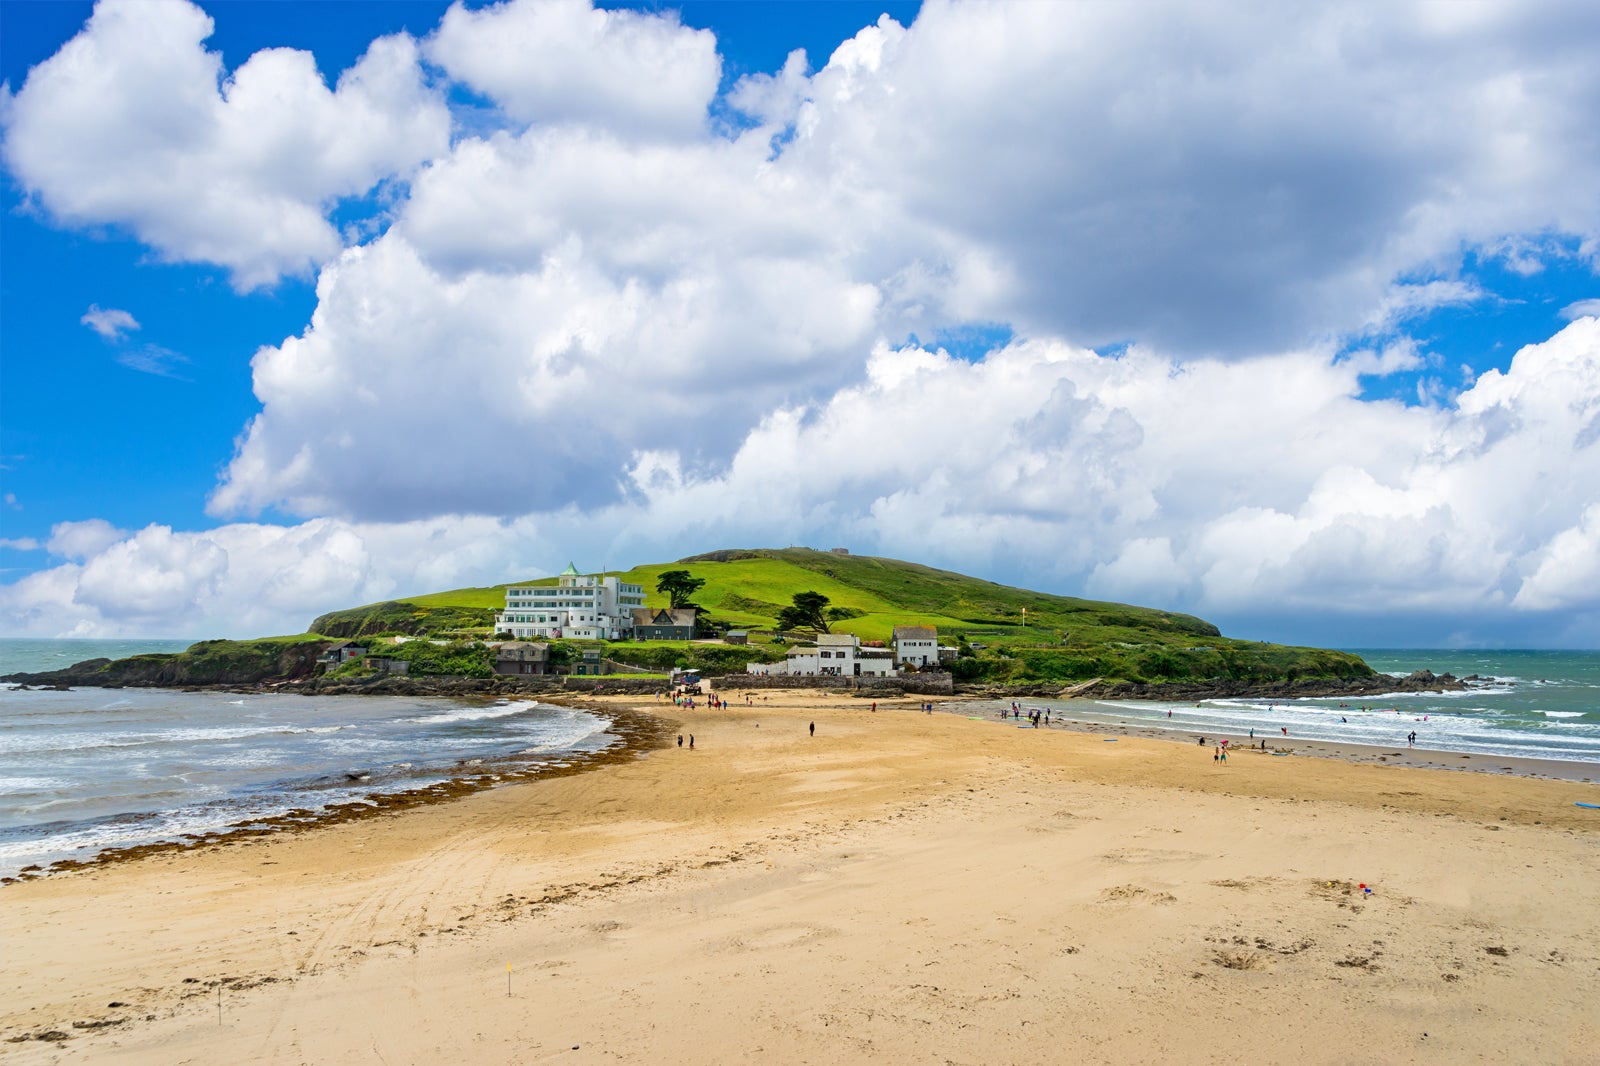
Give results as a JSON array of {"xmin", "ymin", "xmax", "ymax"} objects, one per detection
[{"xmin": 311, "ymin": 548, "xmax": 1374, "ymax": 686}]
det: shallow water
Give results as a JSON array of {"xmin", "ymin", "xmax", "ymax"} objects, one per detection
[
  {"xmin": 964, "ymin": 649, "xmax": 1600, "ymax": 766},
  {"xmin": 0, "ymin": 678, "xmax": 613, "ymax": 876}
]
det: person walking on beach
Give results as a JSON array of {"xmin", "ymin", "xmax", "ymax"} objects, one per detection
[
  {"xmin": 1220, "ymin": 746, "xmax": 1227, "ymax": 764},
  {"xmin": 1282, "ymin": 726, "xmax": 1289, "ymax": 736},
  {"xmin": 677, "ymin": 735, "xmax": 683, "ymax": 747},
  {"xmin": 689, "ymin": 735, "xmax": 695, "ymax": 749},
  {"xmin": 1213, "ymin": 745, "xmax": 1220, "ymax": 764},
  {"xmin": 809, "ymin": 721, "xmax": 815, "ymax": 737}
]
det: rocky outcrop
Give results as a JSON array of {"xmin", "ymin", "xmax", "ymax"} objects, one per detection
[{"xmin": 2, "ymin": 640, "xmax": 327, "ymax": 689}]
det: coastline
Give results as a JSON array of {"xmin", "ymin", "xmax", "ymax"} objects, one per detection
[
  {"xmin": 969, "ymin": 701, "xmax": 1600, "ymax": 783},
  {"xmin": 0, "ymin": 698, "xmax": 672, "ymax": 884},
  {"xmin": 3, "ymin": 687, "xmax": 1597, "ymax": 1062}
]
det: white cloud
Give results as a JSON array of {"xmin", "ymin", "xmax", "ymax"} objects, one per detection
[
  {"xmin": 1514, "ymin": 504, "xmax": 1600, "ymax": 611},
  {"xmin": 188, "ymin": 0, "xmax": 1600, "ymax": 527},
  {"xmin": 47, "ymin": 519, "xmax": 127, "ymax": 561},
  {"xmin": 773, "ymin": 0, "xmax": 1600, "ymax": 354},
  {"xmin": 1561, "ymin": 298, "xmax": 1600, "ymax": 321},
  {"xmin": 80, "ymin": 304, "xmax": 139, "ymax": 341},
  {"xmin": 5, "ymin": 0, "xmax": 1600, "ymax": 645},
  {"xmin": 207, "ymin": 132, "xmax": 884, "ymax": 519},
  {"xmin": 1, "ymin": 0, "xmax": 450, "ymax": 288},
  {"xmin": 18, "ymin": 317, "xmax": 1595, "ymax": 641},
  {"xmin": 425, "ymin": 0, "xmax": 720, "ymax": 139},
  {"xmin": 0, "ymin": 516, "xmax": 543, "ymax": 637}
]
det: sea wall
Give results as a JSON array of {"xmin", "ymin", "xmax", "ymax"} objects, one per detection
[{"xmin": 721, "ymin": 673, "xmax": 955, "ymax": 696}]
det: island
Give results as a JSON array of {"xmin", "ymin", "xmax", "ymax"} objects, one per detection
[{"xmin": 3, "ymin": 547, "xmax": 1466, "ymax": 699}]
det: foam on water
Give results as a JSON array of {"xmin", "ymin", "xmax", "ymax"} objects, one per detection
[
  {"xmin": 0, "ymin": 678, "xmax": 617, "ymax": 876},
  {"xmin": 969, "ymin": 649, "xmax": 1600, "ymax": 767}
]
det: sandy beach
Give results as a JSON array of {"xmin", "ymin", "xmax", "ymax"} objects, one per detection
[{"xmin": 4, "ymin": 688, "xmax": 1598, "ymax": 1064}]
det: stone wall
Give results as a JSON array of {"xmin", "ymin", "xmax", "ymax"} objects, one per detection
[{"xmin": 713, "ymin": 672, "xmax": 953, "ymax": 696}]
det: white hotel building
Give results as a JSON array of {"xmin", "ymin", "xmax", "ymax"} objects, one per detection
[{"xmin": 494, "ymin": 564, "xmax": 646, "ymax": 640}]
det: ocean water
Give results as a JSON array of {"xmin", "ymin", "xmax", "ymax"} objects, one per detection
[
  {"xmin": 0, "ymin": 641, "xmax": 615, "ymax": 876},
  {"xmin": 0, "ymin": 637, "xmax": 196, "ymax": 675},
  {"xmin": 994, "ymin": 649, "xmax": 1599, "ymax": 767}
]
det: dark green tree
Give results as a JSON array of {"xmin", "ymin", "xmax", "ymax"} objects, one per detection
[
  {"xmin": 655, "ymin": 570, "xmax": 706, "ymax": 609},
  {"xmin": 776, "ymin": 590, "xmax": 832, "ymax": 633}
]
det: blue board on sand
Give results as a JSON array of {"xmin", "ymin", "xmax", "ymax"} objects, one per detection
[{"xmin": 1576, "ymin": 802, "xmax": 1600, "ymax": 809}]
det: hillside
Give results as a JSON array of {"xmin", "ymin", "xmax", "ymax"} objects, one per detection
[
  {"xmin": 3, "ymin": 549, "xmax": 1385, "ymax": 689},
  {"xmin": 316, "ymin": 547, "xmax": 1375, "ymax": 686}
]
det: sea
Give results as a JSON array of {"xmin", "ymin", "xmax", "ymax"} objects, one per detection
[
  {"xmin": 0, "ymin": 639, "xmax": 618, "ymax": 877},
  {"xmin": 987, "ymin": 649, "xmax": 1600, "ymax": 768}
]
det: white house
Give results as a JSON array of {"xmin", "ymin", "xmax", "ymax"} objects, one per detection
[
  {"xmin": 892, "ymin": 625, "xmax": 939, "ymax": 668},
  {"xmin": 747, "ymin": 632, "xmax": 894, "ymax": 677},
  {"xmin": 494, "ymin": 563, "xmax": 646, "ymax": 640}
]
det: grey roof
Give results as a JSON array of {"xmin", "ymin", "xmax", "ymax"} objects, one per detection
[{"xmin": 631, "ymin": 607, "xmax": 697, "ymax": 626}]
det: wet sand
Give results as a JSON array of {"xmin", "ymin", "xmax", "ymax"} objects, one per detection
[
  {"xmin": 3, "ymin": 687, "xmax": 1597, "ymax": 1064},
  {"xmin": 956, "ymin": 700, "xmax": 1600, "ymax": 783}
]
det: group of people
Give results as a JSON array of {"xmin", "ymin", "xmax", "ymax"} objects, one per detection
[{"xmin": 1000, "ymin": 704, "xmax": 1052, "ymax": 728}]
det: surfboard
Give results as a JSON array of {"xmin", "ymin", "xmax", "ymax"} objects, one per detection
[{"xmin": 1576, "ymin": 802, "xmax": 1600, "ymax": 809}]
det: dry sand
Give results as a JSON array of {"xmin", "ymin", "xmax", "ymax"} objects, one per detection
[{"xmin": 3, "ymin": 688, "xmax": 1598, "ymax": 1064}]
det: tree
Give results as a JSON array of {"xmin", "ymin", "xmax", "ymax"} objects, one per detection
[
  {"xmin": 655, "ymin": 570, "xmax": 706, "ymax": 609},
  {"xmin": 776, "ymin": 590, "xmax": 832, "ymax": 633}
]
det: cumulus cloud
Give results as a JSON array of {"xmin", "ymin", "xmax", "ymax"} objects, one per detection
[
  {"xmin": 425, "ymin": 0, "xmax": 720, "ymax": 138},
  {"xmin": 1514, "ymin": 504, "xmax": 1600, "ymax": 612},
  {"xmin": 776, "ymin": 0, "xmax": 1600, "ymax": 353},
  {"xmin": 184, "ymin": 0, "xmax": 1600, "ymax": 526},
  {"xmin": 1, "ymin": 0, "xmax": 450, "ymax": 287},
  {"xmin": 5, "ymin": 0, "xmax": 1600, "ymax": 644},
  {"xmin": 14, "ymin": 318, "xmax": 1597, "ymax": 642},
  {"xmin": 207, "ymin": 131, "xmax": 884, "ymax": 519},
  {"xmin": 80, "ymin": 304, "xmax": 139, "ymax": 341},
  {"xmin": 47, "ymin": 519, "xmax": 127, "ymax": 561},
  {"xmin": 0, "ymin": 516, "xmax": 538, "ymax": 637},
  {"xmin": 1561, "ymin": 299, "xmax": 1600, "ymax": 321}
]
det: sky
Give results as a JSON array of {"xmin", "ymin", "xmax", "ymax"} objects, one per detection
[{"xmin": 1, "ymin": 0, "xmax": 1598, "ymax": 648}]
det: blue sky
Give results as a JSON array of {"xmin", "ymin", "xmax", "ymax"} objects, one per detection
[{"xmin": 2, "ymin": 0, "xmax": 1598, "ymax": 646}]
